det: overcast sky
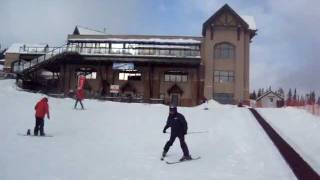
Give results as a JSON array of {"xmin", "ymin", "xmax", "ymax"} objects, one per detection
[{"xmin": 1, "ymin": 0, "xmax": 319, "ymax": 94}]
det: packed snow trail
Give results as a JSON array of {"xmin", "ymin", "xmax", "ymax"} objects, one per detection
[
  {"xmin": 249, "ymin": 108, "xmax": 319, "ymax": 180},
  {"xmin": 0, "ymin": 80, "xmax": 296, "ymax": 180}
]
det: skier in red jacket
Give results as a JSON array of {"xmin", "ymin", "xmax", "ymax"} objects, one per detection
[
  {"xmin": 34, "ymin": 97, "xmax": 50, "ymax": 136},
  {"xmin": 74, "ymin": 88, "xmax": 85, "ymax": 109}
]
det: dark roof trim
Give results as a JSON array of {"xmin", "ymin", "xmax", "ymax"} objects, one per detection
[
  {"xmin": 256, "ymin": 91, "xmax": 284, "ymax": 101},
  {"xmin": 202, "ymin": 4, "xmax": 249, "ymax": 36},
  {"xmin": 73, "ymin": 26, "xmax": 80, "ymax": 35}
]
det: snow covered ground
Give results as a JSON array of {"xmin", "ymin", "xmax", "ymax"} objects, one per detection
[
  {"xmin": 258, "ymin": 108, "xmax": 320, "ymax": 174},
  {"xmin": 0, "ymin": 79, "xmax": 300, "ymax": 180}
]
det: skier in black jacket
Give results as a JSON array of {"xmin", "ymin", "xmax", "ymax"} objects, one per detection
[{"xmin": 162, "ymin": 106, "xmax": 192, "ymax": 161}]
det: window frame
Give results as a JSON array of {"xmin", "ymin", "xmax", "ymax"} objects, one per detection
[
  {"xmin": 214, "ymin": 43, "xmax": 235, "ymax": 60},
  {"xmin": 214, "ymin": 70, "xmax": 235, "ymax": 83},
  {"xmin": 164, "ymin": 71, "xmax": 188, "ymax": 83}
]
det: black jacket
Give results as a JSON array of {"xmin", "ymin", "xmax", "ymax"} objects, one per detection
[{"xmin": 163, "ymin": 112, "xmax": 188, "ymax": 135}]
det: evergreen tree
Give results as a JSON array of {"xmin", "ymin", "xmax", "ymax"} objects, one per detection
[
  {"xmin": 300, "ymin": 95, "xmax": 305, "ymax": 106},
  {"xmin": 277, "ymin": 88, "xmax": 285, "ymax": 98},
  {"xmin": 251, "ymin": 90, "xmax": 257, "ymax": 100},
  {"xmin": 293, "ymin": 88, "xmax": 297, "ymax": 101},
  {"xmin": 287, "ymin": 88, "xmax": 292, "ymax": 105},
  {"xmin": 257, "ymin": 89, "xmax": 262, "ymax": 98},
  {"xmin": 311, "ymin": 91, "xmax": 316, "ymax": 104}
]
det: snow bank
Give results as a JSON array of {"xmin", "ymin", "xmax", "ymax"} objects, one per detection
[{"xmin": 0, "ymin": 80, "xmax": 296, "ymax": 180}]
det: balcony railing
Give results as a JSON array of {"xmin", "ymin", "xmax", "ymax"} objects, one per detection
[
  {"xmin": 18, "ymin": 46, "xmax": 59, "ymax": 54},
  {"xmin": 13, "ymin": 44, "xmax": 201, "ymax": 73}
]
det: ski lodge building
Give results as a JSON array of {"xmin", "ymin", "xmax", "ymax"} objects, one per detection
[{"xmin": 5, "ymin": 4, "xmax": 257, "ymax": 106}]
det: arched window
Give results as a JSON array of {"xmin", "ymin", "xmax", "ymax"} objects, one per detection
[{"xmin": 214, "ymin": 43, "xmax": 235, "ymax": 59}]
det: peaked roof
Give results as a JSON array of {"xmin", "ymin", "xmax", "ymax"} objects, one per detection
[
  {"xmin": 167, "ymin": 84, "xmax": 184, "ymax": 94},
  {"xmin": 202, "ymin": 4, "xmax": 256, "ymax": 36},
  {"xmin": 73, "ymin": 26, "xmax": 107, "ymax": 35},
  {"xmin": 256, "ymin": 91, "xmax": 284, "ymax": 101}
]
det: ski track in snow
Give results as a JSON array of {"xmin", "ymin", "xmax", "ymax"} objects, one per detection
[{"xmin": 0, "ymin": 80, "xmax": 297, "ymax": 180}]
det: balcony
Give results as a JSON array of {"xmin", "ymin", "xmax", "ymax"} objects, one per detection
[{"xmin": 13, "ymin": 43, "xmax": 201, "ymax": 74}]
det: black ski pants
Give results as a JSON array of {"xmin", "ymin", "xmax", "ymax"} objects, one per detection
[
  {"xmin": 34, "ymin": 117, "xmax": 45, "ymax": 135},
  {"xmin": 163, "ymin": 133, "xmax": 190, "ymax": 156},
  {"xmin": 74, "ymin": 99, "xmax": 84, "ymax": 109}
]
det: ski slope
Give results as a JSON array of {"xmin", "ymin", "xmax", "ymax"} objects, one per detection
[
  {"xmin": 0, "ymin": 79, "xmax": 298, "ymax": 180},
  {"xmin": 258, "ymin": 108, "xmax": 320, "ymax": 174}
]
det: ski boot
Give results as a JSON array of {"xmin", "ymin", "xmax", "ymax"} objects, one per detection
[
  {"xmin": 179, "ymin": 155, "xmax": 192, "ymax": 162},
  {"xmin": 161, "ymin": 151, "xmax": 167, "ymax": 160}
]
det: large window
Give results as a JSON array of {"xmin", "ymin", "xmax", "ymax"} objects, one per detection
[
  {"xmin": 119, "ymin": 70, "xmax": 142, "ymax": 81},
  {"xmin": 214, "ymin": 43, "xmax": 235, "ymax": 59},
  {"xmin": 164, "ymin": 71, "xmax": 188, "ymax": 82},
  {"xmin": 213, "ymin": 93, "xmax": 234, "ymax": 104},
  {"xmin": 214, "ymin": 71, "xmax": 234, "ymax": 83}
]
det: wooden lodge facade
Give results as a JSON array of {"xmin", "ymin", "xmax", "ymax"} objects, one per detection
[{"xmin": 7, "ymin": 4, "xmax": 257, "ymax": 106}]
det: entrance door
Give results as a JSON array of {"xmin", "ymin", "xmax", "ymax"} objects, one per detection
[{"xmin": 171, "ymin": 94, "xmax": 179, "ymax": 106}]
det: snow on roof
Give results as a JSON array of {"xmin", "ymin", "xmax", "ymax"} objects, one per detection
[
  {"xmin": 76, "ymin": 26, "xmax": 107, "ymax": 35},
  {"xmin": 134, "ymin": 44, "xmax": 195, "ymax": 49},
  {"xmin": 240, "ymin": 15, "xmax": 257, "ymax": 30},
  {"xmin": 5, "ymin": 43, "xmax": 48, "ymax": 54},
  {"xmin": 68, "ymin": 38, "xmax": 201, "ymax": 44},
  {"xmin": 0, "ymin": 64, "xmax": 3, "ymax": 71}
]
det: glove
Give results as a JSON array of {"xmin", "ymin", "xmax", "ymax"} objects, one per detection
[{"xmin": 163, "ymin": 129, "xmax": 166, "ymax": 133}]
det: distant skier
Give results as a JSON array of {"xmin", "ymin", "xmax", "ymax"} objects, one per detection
[
  {"xmin": 34, "ymin": 97, "xmax": 50, "ymax": 136},
  {"xmin": 74, "ymin": 88, "xmax": 85, "ymax": 109},
  {"xmin": 162, "ymin": 106, "xmax": 192, "ymax": 161}
]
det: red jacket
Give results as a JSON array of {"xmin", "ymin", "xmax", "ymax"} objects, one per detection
[
  {"xmin": 76, "ymin": 89, "xmax": 85, "ymax": 100},
  {"xmin": 35, "ymin": 98, "xmax": 50, "ymax": 119}
]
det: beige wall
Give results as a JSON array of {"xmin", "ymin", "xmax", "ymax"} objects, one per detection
[
  {"xmin": 202, "ymin": 14, "xmax": 251, "ymax": 103},
  {"xmin": 4, "ymin": 53, "xmax": 19, "ymax": 72},
  {"xmin": 257, "ymin": 95, "xmax": 282, "ymax": 108}
]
